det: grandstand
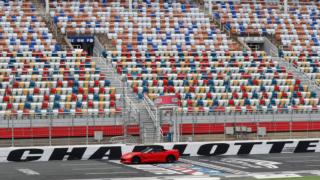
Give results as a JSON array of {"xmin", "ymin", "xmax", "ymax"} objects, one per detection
[{"xmin": 0, "ymin": 0, "xmax": 319, "ymax": 146}]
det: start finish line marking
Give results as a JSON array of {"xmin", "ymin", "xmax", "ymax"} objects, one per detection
[
  {"xmin": 17, "ymin": 168, "xmax": 40, "ymax": 175},
  {"xmin": 109, "ymin": 160, "xmax": 182, "ymax": 175}
]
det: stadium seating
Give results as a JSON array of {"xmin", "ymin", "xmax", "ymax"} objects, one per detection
[
  {"xmin": 0, "ymin": 0, "xmax": 319, "ymax": 141},
  {"xmin": 0, "ymin": 50, "xmax": 121, "ymax": 118},
  {"xmin": 50, "ymin": 1, "xmax": 239, "ymax": 52},
  {"xmin": 48, "ymin": 0, "xmax": 320, "ymax": 113},
  {"xmin": 212, "ymin": 0, "xmax": 320, "ymax": 89},
  {"xmin": 212, "ymin": 1, "xmax": 320, "ymax": 52},
  {"xmin": 0, "ymin": 1, "xmax": 60, "ymax": 51},
  {"xmin": 0, "ymin": 1, "xmax": 120, "ymax": 118},
  {"xmin": 106, "ymin": 50, "xmax": 319, "ymax": 113}
]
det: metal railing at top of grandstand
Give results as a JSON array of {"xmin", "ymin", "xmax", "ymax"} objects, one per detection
[
  {"xmin": 108, "ymin": 59, "xmax": 278, "ymax": 64},
  {"xmin": 5, "ymin": 71, "xmax": 123, "ymax": 77},
  {"xmin": 171, "ymin": 108, "xmax": 320, "ymax": 116},
  {"xmin": 49, "ymin": 1, "xmax": 200, "ymax": 6},
  {"xmin": 108, "ymin": 60, "xmax": 279, "ymax": 65},
  {"xmin": 209, "ymin": 0, "xmax": 311, "ymax": 8},
  {"xmin": 50, "ymin": 1, "xmax": 313, "ymax": 15},
  {"xmin": 2, "ymin": 107, "xmax": 320, "ymax": 119},
  {"xmin": 107, "ymin": 38, "xmax": 233, "ymax": 43},
  {"xmin": 50, "ymin": 10, "xmax": 206, "ymax": 16},
  {"xmin": 117, "ymin": 72, "xmax": 292, "ymax": 78},
  {"xmin": 0, "ymin": 111, "xmax": 123, "ymax": 120},
  {"xmin": 105, "ymin": 50, "xmax": 268, "ymax": 55}
]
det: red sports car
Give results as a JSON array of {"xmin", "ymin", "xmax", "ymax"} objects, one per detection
[{"xmin": 120, "ymin": 147, "xmax": 179, "ymax": 164}]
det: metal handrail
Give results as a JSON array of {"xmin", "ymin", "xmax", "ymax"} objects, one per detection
[
  {"xmin": 143, "ymin": 95, "xmax": 156, "ymax": 121},
  {"xmin": 143, "ymin": 94, "xmax": 165, "ymax": 140},
  {"xmin": 98, "ymin": 56, "xmax": 139, "ymax": 114},
  {"xmin": 278, "ymin": 57, "xmax": 320, "ymax": 92},
  {"xmin": 2, "ymin": 108, "xmax": 320, "ymax": 120}
]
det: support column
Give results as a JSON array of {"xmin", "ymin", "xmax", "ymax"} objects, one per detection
[
  {"xmin": 45, "ymin": 0, "xmax": 49, "ymax": 15},
  {"xmin": 208, "ymin": 0, "xmax": 212, "ymax": 15},
  {"xmin": 173, "ymin": 108, "xmax": 180, "ymax": 142},
  {"xmin": 284, "ymin": 0, "xmax": 288, "ymax": 15},
  {"xmin": 129, "ymin": 0, "xmax": 132, "ymax": 12},
  {"xmin": 155, "ymin": 108, "xmax": 162, "ymax": 142}
]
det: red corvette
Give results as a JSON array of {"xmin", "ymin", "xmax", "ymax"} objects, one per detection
[{"xmin": 120, "ymin": 147, "xmax": 180, "ymax": 164}]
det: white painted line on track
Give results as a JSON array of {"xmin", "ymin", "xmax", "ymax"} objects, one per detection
[
  {"xmin": 306, "ymin": 165, "xmax": 320, "ymax": 167},
  {"xmin": 72, "ymin": 167, "xmax": 122, "ymax": 171},
  {"xmin": 17, "ymin": 168, "xmax": 40, "ymax": 175},
  {"xmin": 65, "ymin": 179, "xmax": 110, "ymax": 180},
  {"xmin": 62, "ymin": 163, "xmax": 107, "ymax": 166},
  {"xmin": 109, "ymin": 160, "xmax": 182, "ymax": 175},
  {"xmin": 308, "ymin": 170, "xmax": 320, "ymax": 175},
  {"xmin": 171, "ymin": 177, "xmax": 220, "ymax": 180},
  {"xmin": 267, "ymin": 155, "xmax": 317, "ymax": 160},
  {"xmin": 65, "ymin": 176, "xmax": 220, "ymax": 180},
  {"xmin": 85, "ymin": 171, "xmax": 140, "ymax": 175},
  {"xmin": 179, "ymin": 158, "xmax": 247, "ymax": 175},
  {"xmin": 253, "ymin": 173, "xmax": 301, "ymax": 179},
  {"xmin": 205, "ymin": 160, "xmax": 248, "ymax": 169},
  {"xmin": 287, "ymin": 160, "xmax": 320, "ymax": 163}
]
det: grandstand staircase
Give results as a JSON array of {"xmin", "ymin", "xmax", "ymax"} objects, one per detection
[
  {"xmin": 196, "ymin": 3, "xmax": 248, "ymax": 51},
  {"xmin": 96, "ymin": 35, "xmax": 117, "ymax": 51},
  {"xmin": 95, "ymin": 56, "xmax": 162, "ymax": 144},
  {"xmin": 196, "ymin": 1, "xmax": 320, "ymax": 95},
  {"xmin": 33, "ymin": 0, "xmax": 72, "ymax": 50},
  {"xmin": 267, "ymin": 36, "xmax": 320, "ymax": 95}
]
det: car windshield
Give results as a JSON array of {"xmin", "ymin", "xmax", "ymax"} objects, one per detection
[
  {"xmin": 141, "ymin": 147, "xmax": 154, "ymax": 153},
  {"xmin": 141, "ymin": 147, "xmax": 164, "ymax": 153}
]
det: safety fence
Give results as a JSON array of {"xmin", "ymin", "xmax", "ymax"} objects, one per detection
[
  {"xmin": 1, "ymin": 110, "xmax": 320, "ymax": 147},
  {"xmin": 160, "ymin": 109, "xmax": 320, "ymax": 142},
  {"xmin": 0, "ymin": 112, "xmax": 139, "ymax": 147}
]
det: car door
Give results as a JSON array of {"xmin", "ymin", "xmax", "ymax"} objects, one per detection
[
  {"xmin": 152, "ymin": 149, "xmax": 166, "ymax": 162},
  {"xmin": 141, "ymin": 150, "xmax": 156, "ymax": 163}
]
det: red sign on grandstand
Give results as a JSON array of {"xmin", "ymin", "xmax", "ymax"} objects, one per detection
[{"xmin": 154, "ymin": 95, "xmax": 178, "ymax": 107}]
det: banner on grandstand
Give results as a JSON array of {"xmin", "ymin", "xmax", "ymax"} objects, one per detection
[
  {"xmin": 154, "ymin": 95, "xmax": 179, "ymax": 107},
  {"xmin": 68, "ymin": 36, "xmax": 94, "ymax": 43},
  {"xmin": 0, "ymin": 139, "xmax": 319, "ymax": 162}
]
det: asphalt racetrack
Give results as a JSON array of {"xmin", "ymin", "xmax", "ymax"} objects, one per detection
[{"xmin": 1, "ymin": 153, "xmax": 320, "ymax": 180}]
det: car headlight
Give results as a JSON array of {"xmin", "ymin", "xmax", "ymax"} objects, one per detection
[{"xmin": 122, "ymin": 155, "xmax": 133, "ymax": 159}]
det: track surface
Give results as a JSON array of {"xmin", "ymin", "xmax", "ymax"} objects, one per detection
[{"xmin": 1, "ymin": 153, "xmax": 320, "ymax": 180}]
